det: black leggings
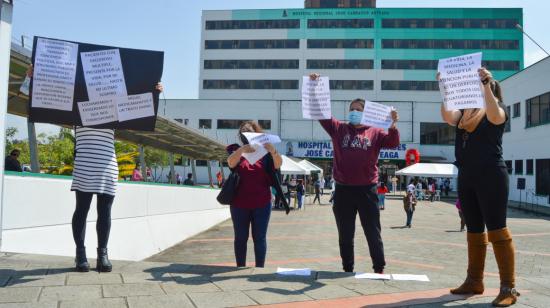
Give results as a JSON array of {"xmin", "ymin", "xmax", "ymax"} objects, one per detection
[
  {"xmin": 72, "ymin": 191, "xmax": 115, "ymax": 249},
  {"xmin": 333, "ymin": 184, "xmax": 385, "ymax": 272},
  {"xmin": 458, "ymin": 165, "xmax": 508, "ymax": 233}
]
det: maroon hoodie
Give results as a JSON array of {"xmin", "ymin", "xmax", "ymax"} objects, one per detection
[{"xmin": 320, "ymin": 117, "xmax": 400, "ymax": 186}]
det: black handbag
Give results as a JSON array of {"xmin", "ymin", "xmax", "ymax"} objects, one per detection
[{"xmin": 216, "ymin": 170, "xmax": 239, "ymax": 205}]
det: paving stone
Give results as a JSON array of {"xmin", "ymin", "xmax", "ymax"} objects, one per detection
[
  {"xmin": 66, "ymin": 273, "xmax": 123, "ymax": 285},
  {"xmin": 212, "ymin": 277, "xmax": 269, "ymax": 291},
  {"xmin": 7, "ymin": 274, "xmax": 66, "ymax": 287},
  {"xmin": 303, "ymin": 284, "xmax": 361, "ymax": 300},
  {"xmin": 121, "ymin": 272, "xmax": 174, "ymax": 284},
  {"xmin": 0, "ymin": 287, "xmax": 41, "ymax": 303},
  {"xmin": 102, "ymin": 283, "xmax": 165, "ymax": 297},
  {"xmin": 59, "ymin": 298, "xmax": 127, "ymax": 308},
  {"xmin": 39, "ymin": 285, "xmax": 102, "ymax": 302},
  {"xmin": 0, "ymin": 302, "xmax": 58, "ymax": 308},
  {"xmin": 187, "ymin": 291, "xmax": 257, "ymax": 308},
  {"xmin": 244, "ymin": 288, "xmax": 312, "ymax": 305},
  {"xmin": 127, "ymin": 294, "xmax": 195, "ymax": 308},
  {"xmin": 161, "ymin": 281, "xmax": 221, "ymax": 294}
]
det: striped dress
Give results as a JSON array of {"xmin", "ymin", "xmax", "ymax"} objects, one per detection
[{"xmin": 70, "ymin": 127, "xmax": 118, "ymax": 196}]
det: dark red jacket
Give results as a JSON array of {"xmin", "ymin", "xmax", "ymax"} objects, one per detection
[{"xmin": 320, "ymin": 117, "xmax": 400, "ymax": 186}]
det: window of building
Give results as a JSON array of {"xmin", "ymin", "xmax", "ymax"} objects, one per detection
[
  {"xmin": 205, "ymin": 40, "xmax": 300, "ymax": 49},
  {"xmin": 381, "ymin": 60, "xmax": 519, "ymax": 71},
  {"xmin": 195, "ymin": 160, "xmax": 208, "ymax": 167},
  {"xmin": 420, "ymin": 123, "xmax": 455, "ymax": 145},
  {"xmin": 307, "ymin": 39, "xmax": 374, "ymax": 49},
  {"xmin": 205, "ymin": 19, "xmax": 300, "ymax": 30},
  {"xmin": 505, "ymin": 106, "xmax": 511, "ymax": 132},
  {"xmin": 526, "ymin": 159, "xmax": 534, "ymax": 175},
  {"xmin": 198, "ymin": 119, "xmax": 212, "ymax": 129},
  {"xmin": 204, "ymin": 60, "xmax": 299, "ymax": 69},
  {"xmin": 526, "ymin": 91, "xmax": 550, "ymax": 128},
  {"xmin": 381, "ymin": 39, "xmax": 519, "ymax": 50},
  {"xmin": 258, "ymin": 120, "xmax": 272, "ymax": 130},
  {"xmin": 505, "ymin": 160, "xmax": 513, "ymax": 174},
  {"xmin": 482, "ymin": 60, "xmax": 520, "ymax": 71},
  {"xmin": 217, "ymin": 120, "xmax": 249, "ymax": 129},
  {"xmin": 382, "ymin": 18, "xmax": 518, "ymax": 29},
  {"xmin": 536, "ymin": 159, "xmax": 550, "ymax": 195},
  {"xmin": 513, "ymin": 102, "xmax": 521, "ymax": 118},
  {"xmin": 381, "ymin": 80, "xmax": 439, "ymax": 91},
  {"xmin": 307, "ymin": 59, "xmax": 374, "ymax": 69},
  {"xmin": 307, "ymin": 19, "xmax": 374, "ymax": 28},
  {"xmin": 515, "ymin": 160, "xmax": 523, "ymax": 175},
  {"xmin": 329, "ymin": 80, "xmax": 374, "ymax": 90},
  {"xmin": 203, "ymin": 80, "xmax": 299, "ymax": 90}
]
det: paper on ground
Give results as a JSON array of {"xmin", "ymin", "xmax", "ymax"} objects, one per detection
[
  {"xmin": 302, "ymin": 76, "xmax": 331, "ymax": 120},
  {"xmin": 32, "ymin": 38, "xmax": 79, "ymax": 111},
  {"xmin": 361, "ymin": 101, "xmax": 393, "ymax": 129},
  {"xmin": 438, "ymin": 52, "xmax": 484, "ymax": 110},
  {"xmin": 276, "ymin": 267, "xmax": 312, "ymax": 276},
  {"xmin": 391, "ymin": 274, "xmax": 430, "ymax": 282},
  {"xmin": 242, "ymin": 132, "xmax": 282, "ymax": 145},
  {"xmin": 355, "ymin": 273, "xmax": 391, "ymax": 280},
  {"xmin": 241, "ymin": 144, "xmax": 268, "ymax": 165}
]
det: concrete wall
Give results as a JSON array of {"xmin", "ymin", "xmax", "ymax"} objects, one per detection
[{"xmin": 1, "ymin": 173, "xmax": 230, "ymax": 261}]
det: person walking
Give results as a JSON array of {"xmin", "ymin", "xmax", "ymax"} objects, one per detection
[
  {"xmin": 320, "ymin": 177, "xmax": 326, "ymax": 195},
  {"xmin": 131, "ymin": 166, "xmax": 143, "ymax": 181},
  {"xmin": 226, "ymin": 121, "xmax": 283, "ymax": 267},
  {"xmin": 403, "ymin": 191, "xmax": 416, "ymax": 228},
  {"xmin": 313, "ymin": 178, "xmax": 322, "ymax": 204},
  {"xmin": 311, "ymin": 72, "xmax": 400, "ymax": 275},
  {"xmin": 440, "ymin": 68, "xmax": 519, "ymax": 306},
  {"xmin": 377, "ymin": 182, "xmax": 389, "ymax": 210},
  {"xmin": 296, "ymin": 179, "xmax": 305, "ymax": 210},
  {"xmin": 183, "ymin": 173, "xmax": 194, "ymax": 186}
]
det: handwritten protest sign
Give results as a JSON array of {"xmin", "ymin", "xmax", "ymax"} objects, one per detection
[
  {"xmin": 242, "ymin": 132, "xmax": 282, "ymax": 146},
  {"xmin": 438, "ymin": 52, "xmax": 485, "ymax": 110},
  {"xmin": 360, "ymin": 101, "xmax": 394, "ymax": 129},
  {"xmin": 302, "ymin": 76, "xmax": 331, "ymax": 120}
]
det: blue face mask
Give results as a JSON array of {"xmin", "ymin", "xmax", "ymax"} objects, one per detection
[{"xmin": 348, "ymin": 110, "xmax": 363, "ymax": 125}]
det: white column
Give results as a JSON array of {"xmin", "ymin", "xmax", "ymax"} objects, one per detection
[
  {"xmin": 0, "ymin": 0, "xmax": 14, "ymax": 249},
  {"xmin": 168, "ymin": 152, "xmax": 176, "ymax": 184},
  {"xmin": 27, "ymin": 121, "xmax": 40, "ymax": 172},
  {"xmin": 138, "ymin": 145, "xmax": 147, "ymax": 182}
]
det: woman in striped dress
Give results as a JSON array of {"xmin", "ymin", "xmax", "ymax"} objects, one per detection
[{"xmin": 71, "ymin": 83, "xmax": 163, "ymax": 272}]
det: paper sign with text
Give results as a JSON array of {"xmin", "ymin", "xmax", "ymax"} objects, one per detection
[
  {"xmin": 360, "ymin": 101, "xmax": 393, "ymax": 129},
  {"xmin": 302, "ymin": 76, "xmax": 332, "ymax": 120},
  {"xmin": 438, "ymin": 52, "xmax": 485, "ymax": 110},
  {"xmin": 242, "ymin": 133, "xmax": 282, "ymax": 146}
]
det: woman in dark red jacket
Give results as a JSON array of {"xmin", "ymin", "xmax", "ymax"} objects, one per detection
[{"xmin": 227, "ymin": 121, "xmax": 282, "ymax": 267}]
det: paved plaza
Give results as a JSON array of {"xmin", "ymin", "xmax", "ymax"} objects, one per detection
[{"xmin": 1, "ymin": 194, "xmax": 549, "ymax": 307}]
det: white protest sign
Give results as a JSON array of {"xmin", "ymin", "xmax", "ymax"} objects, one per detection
[
  {"xmin": 355, "ymin": 273, "xmax": 391, "ymax": 280},
  {"xmin": 276, "ymin": 268, "xmax": 312, "ymax": 276},
  {"xmin": 302, "ymin": 76, "xmax": 331, "ymax": 120},
  {"xmin": 242, "ymin": 144, "xmax": 268, "ymax": 165},
  {"xmin": 32, "ymin": 38, "xmax": 78, "ymax": 111},
  {"xmin": 77, "ymin": 98, "xmax": 118, "ymax": 126},
  {"xmin": 391, "ymin": 274, "xmax": 430, "ymax": 282},
  {"xmin": 118, "ymin": 92, "xmax": 155, "ymax": 122},
  {"xmin": 360, "ymin": 101, "xmax": 394, "ymax": 129},
  {"xmin": 80, "ymin": 49, "xmax": 128, "ymax": 100},
  {"xmin": 242, "ymin": 132, "xmax": 282, "ymax": 146},
  {"xmin": 438, "ymin": 52, "xmax": 484, "ymax": 110}
]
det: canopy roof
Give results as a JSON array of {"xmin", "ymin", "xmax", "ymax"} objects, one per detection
[
  {"xmin": 395, "ymin": 163, "xmax": 458, "ymax": 178},
  {"xmin": 298, "ymin": 160, "xmax": 323, "ymax": 175},
  {"xmin": 281, "ymin": 155, "xmax": 310, "ymax": 175}
]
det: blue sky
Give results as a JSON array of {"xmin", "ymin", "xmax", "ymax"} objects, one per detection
[{"xmin": 7, "ymin": 0, "xmax": 550, "ymax": 138}]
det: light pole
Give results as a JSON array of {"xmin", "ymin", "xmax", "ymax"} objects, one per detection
[
  {"xmin": 515, "ymin": 24, "xmax": 550, "ymax": 57},
  {"xmin": 0, "ymin": 0, "xmax": 14, "ymax": 249}
]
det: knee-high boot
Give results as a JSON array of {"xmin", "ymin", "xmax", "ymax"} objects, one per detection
[
  {"xmin": 489, "ymin": 227, "xmax": 520, "ymax": 307},
  {"xmin": 450, "ymin": 232, "xmax": 487, "ymax": 294}
]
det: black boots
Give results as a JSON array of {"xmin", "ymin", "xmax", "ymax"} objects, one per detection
[
  {"xmin": 96, "ymin": 248, "xmax": 113, "ymax": 272},
  {"xmin": 75, "ymin": 247, "xmax": 90, "ymax": 272}
]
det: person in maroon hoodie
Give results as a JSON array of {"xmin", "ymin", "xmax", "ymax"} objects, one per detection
[{"xmin": 309, "ymin": 74, "xmax": 400, "ymax": 274}]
